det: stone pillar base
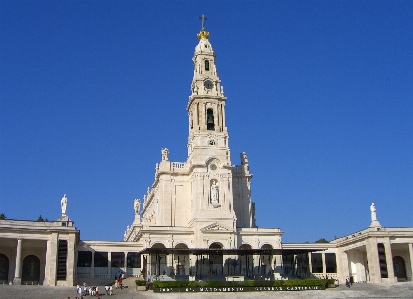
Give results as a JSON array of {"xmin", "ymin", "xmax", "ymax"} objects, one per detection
[{"xmin": 13, "ymin": 278, "xmax": 21, "ymax": 285}]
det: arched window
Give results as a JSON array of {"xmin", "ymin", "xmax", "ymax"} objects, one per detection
[
  {"xmin": 393, "ymin": 256, "xmax": 407, "ymax": 279},
  {"xmin": 0, "ymin": 254, "xmax": 9, "ymax": 282},
  {"xmin": 207, "ymin": 109, "xmax": 214, "ymax": 130},
  {"xmin": 205, "ymin": 60, "xmax": 210, "ymax": 71},
  {"xmin": 22, "ymin": 255, "xmax": 40, "ymax": 283}
]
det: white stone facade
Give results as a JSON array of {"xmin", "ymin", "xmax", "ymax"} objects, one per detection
[
  {"xmin": 0, "ymin": 217, "xmax": 78, "ymax": 286},
  {"xmin": 1, "ymin": 26, "xmax": 413, "ymax": 286},
  {"xmin": 123, "ymin": 28, "xmax": 282, "ymax": 252}
]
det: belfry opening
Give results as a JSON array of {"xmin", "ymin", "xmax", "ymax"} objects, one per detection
[{"xmin": 207, "ymin": 108, "xmax": 215, "ymax": 130}]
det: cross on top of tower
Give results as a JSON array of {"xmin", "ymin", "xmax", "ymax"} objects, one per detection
[
  {"xmin": 197, "ymin": 15, "xmax": 210, "ymax": 40},
  {"xmin": 199, "ymin": 14, "xmax": 207, "ymax": 29}
]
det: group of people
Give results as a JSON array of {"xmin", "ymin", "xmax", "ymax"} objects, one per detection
[
  {"xmin": 74, "ymin": 272, "xmax": 124, "ymax": 297},
  {"xmin": 76, "ymin": 283, "xmax": 100, "ymax": 297},
  {"xmin": 104, "ymin": 285, "xmax": 114, "ymax": 295}
]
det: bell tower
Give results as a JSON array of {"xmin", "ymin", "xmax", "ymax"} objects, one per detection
[
  {"xmin": 186, "ymin": 17, "xmax": 230, "ymax": 165},
  {"xmin": 186, "ymin": 17, "xmax": 237, "ymax": 247}
]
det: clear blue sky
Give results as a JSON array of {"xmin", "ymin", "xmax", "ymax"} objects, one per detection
[{"xmin": 1, "ymin": 0, "xmax": 412, "ymax": 243}]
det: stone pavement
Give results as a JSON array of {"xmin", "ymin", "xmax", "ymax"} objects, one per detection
[{"xmin": 0, "ymin": 282, "xmax": 412, "ymax": 299}]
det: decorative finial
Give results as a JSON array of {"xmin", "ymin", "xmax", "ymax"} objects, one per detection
[
  {"xmin": 197, "ymin": 14, "xmax": 210, "ymax": 39},
  {"xmin": 199, "ymin": 14, "xmax": 207, "ymax": 29}
]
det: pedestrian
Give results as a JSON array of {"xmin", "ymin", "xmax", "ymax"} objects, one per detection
[
  {"xmin": 105, "ymin": 285, "xmax": 109, "ymax": 295},
  {"xmin": 95, "ymin": 286, "xmax": 98, "ymax": 296},
  {"xmin": 109, "ymin": 285, "xmax": 113, "ymax": 295},
  {"xmin": 77, "ymin": 285, "xmax": 82, "ymax": 297}
]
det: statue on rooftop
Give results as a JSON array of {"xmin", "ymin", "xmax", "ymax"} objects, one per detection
[
  {"xmin": 241, "ymin": 152, "xmax": 248, "ymax": 165},
  {"xmin": 370, "ymin": 203, "xmax": 377, "ymax": 222},
  {"xmin": 161, "ymin": 148, "xmax": 169, "ymax": 161},
  {"xmin": 61, "ymin": 194, "xmax": 68, "ymax": 216},
  {"xmin": 369, "ymin": 203, "xmax": 382, "ymax": 228},
  {"xmin": 134, "ymin": 199, "xmax": 141, "ymax": 215}
]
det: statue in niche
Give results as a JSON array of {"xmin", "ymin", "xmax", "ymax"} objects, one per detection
[
  {"xmin": 161, "ymin": 148, "xmax": 169, "ymax": 161},
  {"xmin": 61, "ymin": 194, "xmax": 68, "ymax": 216},
  {"xmin": 211, "ymin": 181, "xmax": 220, "ymax": 208},
  {"xmin": 370, "ymin": 203, "xmax": 377, "ymax": 221},
  {"xmin": 134, "ymin": 199, "xmax": 141, "ymax": 215}
]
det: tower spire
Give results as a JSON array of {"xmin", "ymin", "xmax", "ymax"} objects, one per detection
[{"xmin": 197, "ymin": 14, "xmax": 210, "ymax": 39}]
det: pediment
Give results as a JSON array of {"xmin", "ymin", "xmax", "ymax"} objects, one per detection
[{"xmin": 201, "ymin": 222, "xmax": 231, "ymax": 232}]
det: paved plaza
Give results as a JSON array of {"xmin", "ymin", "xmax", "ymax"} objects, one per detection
[{"xmin": 0, "ymin": 282, "xmax": 412, "ymax": 299}]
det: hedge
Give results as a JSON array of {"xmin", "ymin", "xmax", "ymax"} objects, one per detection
[
  {"xmin": 152, "ymin": 279, "xmax": 335, "ymax": 288},
  {"xmin": 135, "ymin": 280, "xmax": 146, "ymax": 286}
]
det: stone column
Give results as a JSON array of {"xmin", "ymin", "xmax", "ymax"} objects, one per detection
[
  {"xmin": 222, "ymin": 103, "xmax": 226, "ymax": 129},
  {"xmin": 407, "ymin": 243, "xmax": 413, "ymax": 280},
  {"xmin": 124, "ymin": 252, "xmax": 128, "ymax": 275},
  {"xmin": 66, "ymin": 234, "xmax": 76, "ymax": 286},
  {"xmin": 322, "ymin": 253, "xmax": 326, "ymax": 277},
  {"xmin": 13, "ymin": 239, "xmax": 23, "ymax": 285},
  {"xmin": 108, "ymin": 252, "xmax": 112, "ymax": 279},
  {"xmin": 337, "ymin": 250, "xmax": 350, "ymax": 284},
  {"xmin": 43, "ymin": 239, "xmax": 51, "ymax": 285},
  {"xmin": 228, "ymin": 175, "xmax": 234, "ymax": 211},
  {"xmin": 203, "ymin": 175, "xmax": 208, "ymax": 210},
  {"xmin": 366, "ymin": 237, "xmax": 381, "ymax": 283},
  {"xmin": 48, "ymin": 233, "xmax": 59, "ymax": 286},
  {"xmin": 216, "ymin": 104, "xmax": 221, "ymax": 131},
  {"xmin": 308, "ymin": 252, "xmax": 312, "ymax": 274},
  {"xmin": 167, "ymin": 253, "xmax": 173, "ymax": 276},
  {"xmin": 383, "ymin": 238, "xmax": 395, "ymax": 281},
  {"xmin": 200, "ymin": 102, "xmax": 205, "ymax": 130}
]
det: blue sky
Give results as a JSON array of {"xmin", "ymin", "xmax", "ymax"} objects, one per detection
[{"xmin": 1, "ymin": 0, "xmax": 412, "ymax": 243}]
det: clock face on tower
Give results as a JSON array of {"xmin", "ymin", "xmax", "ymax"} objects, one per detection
[{"xmin": 204, "ymin": 80, "xmax": 213, "ymax": 89}]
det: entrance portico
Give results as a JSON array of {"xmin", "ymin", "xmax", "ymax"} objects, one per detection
[
  {"xmin": 331, "ymin": 227, "xmax": 413, "ymax": 283},
  {"xmin": 0, "ymin": 218, "xmax": 79, "ymax": 286}
]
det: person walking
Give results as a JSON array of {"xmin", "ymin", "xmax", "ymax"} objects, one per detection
[{"xmin": 77, "ymin": 284, "xmax": 82, "ymax": 297}]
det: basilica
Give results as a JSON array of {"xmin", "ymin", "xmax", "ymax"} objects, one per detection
[{"xmin": 0, "ymin": 23, "xmax": 412, "ymax": 287}]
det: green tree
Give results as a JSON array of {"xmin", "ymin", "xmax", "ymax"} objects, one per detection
[
  {"xmin": 36, "ymin": 215, "xmax": 44, "ymax": 222},
  {"xmin": 0, "ymin": 213, "xmax": 6, "ymax": 220},
  {"xmin": 315, "ymin": 238, "xmax": 329, "ymax": 243}
]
